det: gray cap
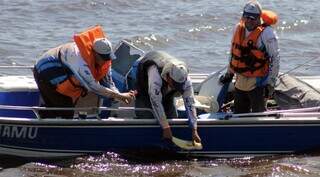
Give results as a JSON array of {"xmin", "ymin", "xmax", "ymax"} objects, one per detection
[
  {"xmin": 93, "ymin": 38, "xmax": 116, "ymax": 60},
  {"xmin": 243, "ymin": 1, "xmax": 262, "ymax": 19},
  {"xmin": 168, "ymin": 63, "xmax": 188, "ymax": 83}
]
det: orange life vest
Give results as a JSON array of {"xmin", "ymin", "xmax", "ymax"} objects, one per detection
[
  {"xmin": 229, "ymin": 21, "xmax": 269, "ymax": 77},
  {"xmin": 56, "ymin": 25, "xmax": 112, "ymax": 102},
  {"xmin": 261, "ymin": 10, "xmax": 278, "ymax": 26},
  {"xmin": 74, "ymin": 25, "xmax": 112, "ymax": 81},
  {"xmin": 229, "ymin": 10, "xmax": 278, "ymax": 77}
]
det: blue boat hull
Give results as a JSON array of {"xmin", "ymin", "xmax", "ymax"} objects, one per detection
[{"xmin": 1, "ymin": 118, "xmax": 320, "ymax": 158}]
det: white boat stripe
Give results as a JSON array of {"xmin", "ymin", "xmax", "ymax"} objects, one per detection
[{"xmin": 0, "ymin": 145, "xmax": 101, "ymax": 158}]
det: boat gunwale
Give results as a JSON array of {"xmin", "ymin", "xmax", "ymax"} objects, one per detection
[{"xmin": 0, "ymin": 116, "xmax": 320, "ymax": 127}]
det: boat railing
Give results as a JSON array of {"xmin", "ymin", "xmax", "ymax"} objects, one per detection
[
  {"xmin": 0, "ymin": 104, "xmax": 154, "ymax": 119},
  {"xmin": 200, "ymin": 106, "xmax": 320, "ymax": 119},
  {"xmin": 2, "ymin": 103, "xmax": 320, "ymax": 120},
  {"xmin": 233, "ymin": 106, "xmax": 320, "ymax": 117},
  {"xmin": 228, "ymin": 111, "xmax": 320, "ymax": 119}
]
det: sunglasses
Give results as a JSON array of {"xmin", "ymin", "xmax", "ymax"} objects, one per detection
[
  {"xmin": 243, "ymin": 12, "xmax": 260, "ymax": 20},
  {"xmin": 244, "ymin": 16, "xmax": 258, "ymax": 20}
]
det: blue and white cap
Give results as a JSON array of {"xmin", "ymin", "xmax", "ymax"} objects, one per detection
[
  {"xmin": 93, "ymin": 38, "xmax": 116, "ymax": 60},
  {"xmin": 243, "ymin": 1, "xmax": 262, "ymax": 20},
  {"xmin": 169, "ymin": 63, "xmax": 188, "ymax": 83}
]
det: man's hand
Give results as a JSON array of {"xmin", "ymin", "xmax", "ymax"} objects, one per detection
[
  {"xmin": 265, "ymin": 84, "xmax": 275, "ymax": 98},
  {"xmin": 192, "ymin": 128, "xmax": 201, "ymax": 143},
  {"xmin": 117, "ymin": 92, "xmax": 135, "ymax": 104},
  {"xmin": 219, "ymin": 72, "xmax": 234, "ymax": 85},
  {"xmin": 130, "ymin": 90, "xmax": 138, "ymax": 96},
  {"xmin": 162, "ymin": 127, "xmax": 173, "ymax": 140}
]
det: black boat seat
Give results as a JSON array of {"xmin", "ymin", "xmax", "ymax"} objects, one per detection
[
  {"xmin": 111, "ymin": 40, "xmax": 144, "ymax": 91},
  {"xmin": 113, "ymin": 41, "xmax": 141, "ymax": 76}
]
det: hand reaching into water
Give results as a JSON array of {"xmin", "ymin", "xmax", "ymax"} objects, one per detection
[
  {"xmin": 162, "ymin": 127, "xmax": 173, "ymax": 140},
  {"xmin": 192, "ymin": 128, "xmax": 201, "ymax": 143}
]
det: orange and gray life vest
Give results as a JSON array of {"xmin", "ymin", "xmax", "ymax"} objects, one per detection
[
  {"xmin": 57, "ymin": 25, "xmax": 112, "ymax": 101},
  {"xmin": 73, "ymin": 25, "xmax": 112, "ymax": 82},
  {"xmin": 35, "ymin": 26, "xmax": 112, "ymax": 103},
  {"xmin": 35, "ymin": 44, "xmax": 86, "ymax": 103},
  {"xmin": 229, "ymin": 21, "xmax": 269, "ymax": 77}
]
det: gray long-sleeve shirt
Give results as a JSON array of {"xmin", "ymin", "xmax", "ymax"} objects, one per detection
[
  {"xmin": 41, "ymin": 42, "xmax": 120, "ymax": 98},
  {"xmin": 147, "ymin": 65, "xmax": 197, "ymax": 129}
]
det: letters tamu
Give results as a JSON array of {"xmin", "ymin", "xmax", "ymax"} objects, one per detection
[{"xmin": 0, "ymin": 125, "xmax": 38, "ymax": 139}]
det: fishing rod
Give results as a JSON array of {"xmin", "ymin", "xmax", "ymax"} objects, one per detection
[
  {"xmin": 279, "ymin": 55, "xmax": 320, "ymax": 78},
  {"xmin": 228, "ymin": 112, "xmax": 320, "ymax": 119},
  {"xmin": 0, "ymin": 65, "xmax": 33, "ymax": 69}
]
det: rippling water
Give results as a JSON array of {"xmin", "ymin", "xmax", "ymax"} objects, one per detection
[
  {"xmin": 2, "ymin": 152, "xmax": 320, "ymax": 177},
  {"xmin": 1, "ymin": 0, "xmax": 320, "ymax": 176}
]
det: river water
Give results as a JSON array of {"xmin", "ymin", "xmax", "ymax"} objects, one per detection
[{"xmin": 0, "ymin": 0, "xmax": 320, "ymax": 176}]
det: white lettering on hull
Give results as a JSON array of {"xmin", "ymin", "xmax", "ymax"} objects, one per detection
[{"xmin": 0, "ymin": 125, "xmax": 38, "ymax": 139}]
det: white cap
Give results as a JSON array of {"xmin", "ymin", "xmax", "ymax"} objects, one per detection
[
  {"xmin": 168, "ymin": 63, "xmax": 188, "ymax": 83},
  {"xmin": 243, "ymin": 1, "xmax": 262, "ymax": 19},
  {"xmin": 93, "ymin": 38, "xmax": 116, "ymax": 60}
]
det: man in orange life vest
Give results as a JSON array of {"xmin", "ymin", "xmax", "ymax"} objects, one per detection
[
  {"xmin": 33, "ymin": 27, "xmax": 135, "ymax": 118},
  {"xmin": 219, "ymin": 1, "xmax": 280, "ymax": 113}
]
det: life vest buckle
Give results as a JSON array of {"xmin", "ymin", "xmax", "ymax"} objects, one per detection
[{"xmin": 247, "ymin": 40, "xmax": 254, "ymax": 48}]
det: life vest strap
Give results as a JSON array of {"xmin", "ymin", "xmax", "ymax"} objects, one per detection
[
  {"xmin": 232, "ymin": 42, "xmax": 259, "ymax": 51},
  {"xmin": 57, "ymin": 50, "xmax": 88, "ymax": 96},
  {"xmin": 230, "ymin": 59, "xmax": 266, "ymax": 74},
  {"xmin": 231, "ymin": 54, "xmax": 266, "ymax": 65}
]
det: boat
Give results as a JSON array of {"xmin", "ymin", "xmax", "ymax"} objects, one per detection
[{"xmin": 0, "ymin": 40, "xmax": 320, "ymax": 158}]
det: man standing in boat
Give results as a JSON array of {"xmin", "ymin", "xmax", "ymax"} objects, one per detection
[
  {"xmin": 135, "ymin": 51, "xmax": 201, "ymax": 143},
  {"xmin": 33, "ymin": 26, "xmax": 135, "ymax": 118},
  {"xmin": 219, "ymin": 1, "xmax": 280, "ymax": 113}
]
